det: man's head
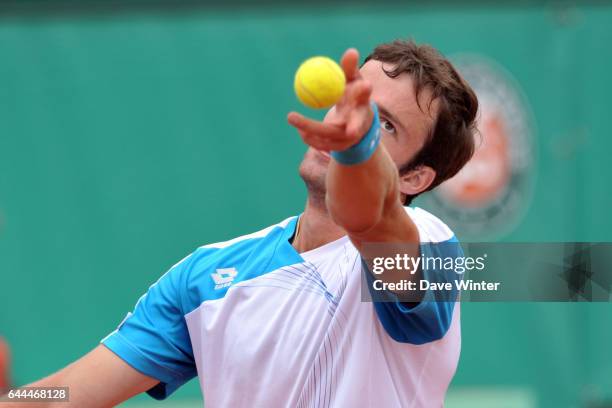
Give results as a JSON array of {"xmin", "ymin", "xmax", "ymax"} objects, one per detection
[{"xmin": 299, "ymin": 39, "xmax": 479, "ymax": 206}]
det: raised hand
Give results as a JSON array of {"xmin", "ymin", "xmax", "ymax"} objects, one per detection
[{"xmin": 287, "ymin": 48, "xmax": 374, "ymax": 152}]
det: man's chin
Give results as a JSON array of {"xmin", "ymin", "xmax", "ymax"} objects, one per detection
[
  {"xmin": 299, "ymin": 149, "xmax": 329, "ymax": 197},
  {"xmin": 314, "ymin": 149, "xmax": 331, "ymax": 163}
]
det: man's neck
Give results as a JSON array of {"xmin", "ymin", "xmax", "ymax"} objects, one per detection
[{"xmin": 292, "ymin": 197, "xmax": 345, "ymax": 254}]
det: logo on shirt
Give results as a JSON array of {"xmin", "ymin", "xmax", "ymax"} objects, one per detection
[{"xmin": 211, "ymin": 267, "xmax": 238, "ymax": 290}]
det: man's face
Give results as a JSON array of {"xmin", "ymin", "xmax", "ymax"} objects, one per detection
[{"xmin": 299, "ymin": 59, "xmax": 439, "ymax": 196}]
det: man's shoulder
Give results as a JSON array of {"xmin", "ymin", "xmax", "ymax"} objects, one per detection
[
  {"xmin": 198, "ymin": 216, "xmax": 297, "ymax": 251},
  {"xmin": 163, "ymin": 216, "xmax": 300, "ymax": 311},
  {"xmin": 180, "ymin": 215, "xmax": 299, "ymax": 283},
  {"xmin": 404, "ymin": 206, "xmax": 456, "ymax": 243}
]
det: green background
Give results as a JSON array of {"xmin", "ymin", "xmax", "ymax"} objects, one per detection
[{"xmin": 0, "ymin": 1, "xmax": 610, "ymax": 407}]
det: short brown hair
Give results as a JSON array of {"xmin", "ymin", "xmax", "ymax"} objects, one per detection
[{"xmin": 364, "ymin": 39, "xmax": 478, "ymax": 205}]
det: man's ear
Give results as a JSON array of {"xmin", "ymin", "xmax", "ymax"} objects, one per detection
[{"xmin": 399, "ymin": 166, "xmax": 436, "ymax": 197}]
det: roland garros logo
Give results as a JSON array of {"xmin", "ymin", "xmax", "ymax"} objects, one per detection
[{"xmin": 426, "ymin": 56, "xmax": 535, "ymax": 239}]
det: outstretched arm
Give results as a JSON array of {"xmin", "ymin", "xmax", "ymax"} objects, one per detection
[
  {"xmin": 288, "ymin": 49, "xmax": 459, "ymax": 344},
  {"xmin": 2, "ymin": 345, "xmax": 158, "ymax": 408},
  {"xmin": 287, "ymin": 48, "xmax": 419, "ymax": 250}
]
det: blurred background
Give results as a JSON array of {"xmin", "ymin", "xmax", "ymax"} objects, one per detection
[{"xmin": 0, "ymin": 1, "xmax": 611, "ymax": 407}]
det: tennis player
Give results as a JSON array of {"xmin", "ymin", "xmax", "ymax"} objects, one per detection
[{"xmin": 7, "ymin": 39, "xmax": 477, "ymax": 407}]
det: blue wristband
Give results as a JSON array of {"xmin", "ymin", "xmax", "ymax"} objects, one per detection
[{"xmin": 331, "ymin": 103, "xmax": 381, "ymax": 165}]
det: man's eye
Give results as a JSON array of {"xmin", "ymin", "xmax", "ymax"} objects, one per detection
[{"xmin": 381, "ymin": 119, "xmax": 396, "ymax": 134}]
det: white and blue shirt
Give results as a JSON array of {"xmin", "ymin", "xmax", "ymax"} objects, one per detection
[{"xmin": 102, "ymin": 207, "xmax": 462, "ymax": 407}]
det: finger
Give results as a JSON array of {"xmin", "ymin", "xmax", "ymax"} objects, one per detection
[
  {"xmin": 287, "ymin": 111, "xmax": 343, "ymax": 139},
  {"xmin": 355, "ymin": 80, "xmax": 372, "ymax": 105},
  {"xmin": 298, "ymin": 130, "xmax": 355, "ymax": 151},
  {"xmin": 334, "ymin": 81, "xmax": 371, "ymax": 123},
  {"xmin": 345, "ymin": 79, "xmax": 372, "ymax": 107},
  {"xmin": 340, "ymin": 48, "xmax": 361, "ymax": 82},
  {"xmin": 345, "ymin": 104, "xmax": 374, "ymax": 139}
]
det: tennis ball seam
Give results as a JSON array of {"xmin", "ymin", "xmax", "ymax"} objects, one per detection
[
  {"xmin": 322, "ymin": 58, "xmax": 345, "ymax": 85},
  {"xmin": 297, "ymin": 76, "xmax": 323, "ymax": 109}
]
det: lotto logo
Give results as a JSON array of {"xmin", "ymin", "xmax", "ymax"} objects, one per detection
[{"xmin": 211, "ymin": 268, "xmax": 238, "ymax": 290}]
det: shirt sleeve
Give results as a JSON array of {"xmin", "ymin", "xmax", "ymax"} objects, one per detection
[
  {"xmin": 365, "ymin": 239, "xmax": 462, "ymax": 345},
  {"xmin": 101, "ymin": 253, "xmax": 197, "ymax": 400}
]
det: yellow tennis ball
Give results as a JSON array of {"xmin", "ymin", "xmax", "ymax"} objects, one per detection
[{"xmin": 294, "ymin": 56, "xmax": 346, "ymax": 109}]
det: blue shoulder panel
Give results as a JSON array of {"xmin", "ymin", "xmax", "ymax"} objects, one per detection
[{"xmin": 102, "ymin": 217, "xmax": 300, "ymax": 400}]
